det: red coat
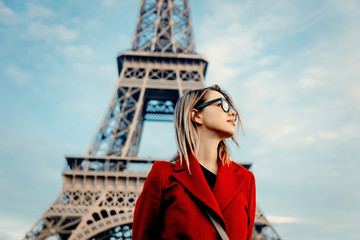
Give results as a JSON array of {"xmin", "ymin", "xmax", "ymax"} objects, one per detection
[{"xmin": 132, "ymin": 155, "xmax": 256, "ymax": 240}]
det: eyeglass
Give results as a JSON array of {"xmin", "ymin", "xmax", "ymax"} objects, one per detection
[{"xmin": 195, "ymin": 97, "xmax": 238, "ymax": 121}]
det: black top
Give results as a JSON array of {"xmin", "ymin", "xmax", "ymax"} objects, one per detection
[{"xmin": 200, "ymin": 164, "xmax": 217, "ymax": 190}]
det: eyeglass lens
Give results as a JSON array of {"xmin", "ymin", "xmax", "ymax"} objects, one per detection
[
  {"xmin": 221, "ymin": 99, "xmax": 230, "ymax": 112},
  {"xmin": 222, "ymin": 99, "xmax": 238, "ymax": 121}
]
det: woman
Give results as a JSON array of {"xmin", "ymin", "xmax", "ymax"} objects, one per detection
[{"xmin": 132, "ymin": 85, "xmax": 256, "ymax": 240}]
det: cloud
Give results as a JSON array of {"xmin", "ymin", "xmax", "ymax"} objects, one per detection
[
  {"xmin": 318, "ymin": 131, "xmax": 338, "ymax": 140},
  {"xmin": 0, "ymin": 0, "xmax": 20, "ymax": 24},
  {"xmin": 196, "ymin": 0, "xmax": 300, "ymax": 86},
  {"xmin": 3, "ymin": 65, "xmax": 41, "ymax": 95},
  {"xmin": 267, "ymin": 215, "xmax": 301, "ymax": 224},
  {"xmin": 255, "ymin": 55, "xmax": 279, "ymax": 68},
  {"xmin": 349, "ymin": 85, "xmax": 360, "ymax": 103},
  {"xmin": 329, "ymin": 0, "xmax": 360, "ymax": 22},
  {"xmin": 1, "ymin": 1, "xmax": 359, "ymax": 240},
  {"xmin": 63, "ymin": 45, "xmax": 96, "ymax": 60},
  {"xmin": 0, "ymin": 218, "xmax": 32, "ymax": 240},
  {"xmin": 1, "ymin": 1, "xmax": 54, "ymax": 26},
  {"xmin": 84, "ymin": 19, "xmax": 102, "ymax": 31},
  {"xmin": 5, "ymin": 65, "xmax": 32, "ymax": 86},
  {"xmin": 26, "ymin": 4, "xmax": 54, "ymax": 19},
  {"xmin": 341, "ymin": 123, "xmax": 360, "ymax": 138},
  {"xmin": 199, "ymin": 24, "xmax": 261, "ymax": 83},
  {"xmin": 196, "ymin": 8, "xmax": 360, "ymax": 240},
  {"xmin": 28, "ymin": 21, "xmax": 78, "ymax": 43},
  {"xmin": 299, "ymin": 77, "xmax": 320, "ymax": 88},
  {"xmin": 242, "ymin": 71, "xmax": 291, "ymax": 102},
  {"xmin": 197, "ymin": 0, "xmax": 360, "ymax": 154},
  {"xmin": 298, "ymin": 67, "xmax": 329, "ymax": 89}
]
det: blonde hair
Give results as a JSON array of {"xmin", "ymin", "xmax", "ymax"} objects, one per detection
[{"xmin": 171, "ymin": 84, "xmax": 243, "ymax": 173}]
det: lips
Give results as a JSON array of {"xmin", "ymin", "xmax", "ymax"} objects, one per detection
[{"xmin": 227, "ymin": 120, "xmax": 235, "ymax": 126}]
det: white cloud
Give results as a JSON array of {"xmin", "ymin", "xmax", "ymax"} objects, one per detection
[
  {"xmin": 0, "ymin": 0, "xmax": 20, "ymax": 24},
  {"xmin": 304, "ymin": 136, "xmax": 316, "ymax": 143},
  {"xmin": 85, "ymin": 19, "xmax": 102, "ymax": 31},
  {"xmin": 196, "ymin": 1, "xmax": 360, "ymax": 164},
  {"xmin": 267, "ymin": 215, "xmax": 301, "ymax": 224},
  {"xmin": 197, "ymin": 0, "xmax": 300, "ymax": 87},
  {"xmin": 329, "ymin": 0, "xmax": 360, "ymax": 22},
  {"xmin": 251, "ymin": 11, "xmax": 296, "ymax": 33},
  {"xmin": 349, "ymin": 85, "xmax": 360, "ymax": 103},
  {"xmin": 351, "ymin": 234, "xmax": 360, "ymax": 240},
  {"xmin": 28, "ymin": 22, "xmax": 78, "ymax": 43},
  {"xmin": 299, "ymin": 77, "xmax": 320, "ymax": 88},
  {"xmin": 1, "ymin": 1, "xmax": 359, "ymax": 240},
  {"xmin": 0, "ymin": 218, "xmax": 32, "ymax": 240},
  {"xmin": 5, "ymin": 65, "xmax": 32, "ymax": 86},
  {"xmin": 242, "ymin": 70, "xmax": 293, "ymax": 104},
  {"xmin": 197, "ymin": 4, "xmax": 262, "ymax": 83},
  {"xmin": 1, "ymin": 1, "xmax": 55, "ymax": 26},
  {"xmin": 341, "ymin": 123, "xmax": 360, "ymax": 138},
  {"xmin": 255, "ymin": 55, "xmax": 279, "ymax": 68},
  {"xmin": 298, "ymin": 67, "xmax": 330, "ymax": 89},
  {"xmin": 26, "ymin": 4, "xmax": 54, "ymax": 19},
  {"xmin": 199, "ymin": 24, "xmax": 261, "ymax": 82},
  {"xmin": 318, "ymin": 131, "xmax": 338, "ymax": 140},
  {"xmin": 269, "ymin": 125, "xmax": 299, "ymax": 142},
  {"xmin": 4, "ymin": 65, "xmax": 42, "ymax": 95},
  {"xmin": 63, "ymin": 45, "xmax": 96, "ymax": 60},
  {"xmin": 303, "ymin": 67, "xmax": 329, "ymax": 77}
]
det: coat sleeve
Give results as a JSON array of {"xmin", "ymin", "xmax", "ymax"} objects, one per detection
[
  {"xmin": 132, "ymin": 161, "xmax": 163, "ymax": 240},
  {"xmin": 246, "ymin": 173, "xmax": 256, "ymax": 240}
]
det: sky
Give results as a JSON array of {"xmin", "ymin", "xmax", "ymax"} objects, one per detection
[{"xmin": 0, "ymin": 0, "xmax": 360, "ymax": 239}]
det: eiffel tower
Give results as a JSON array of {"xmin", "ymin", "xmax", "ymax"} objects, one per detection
[{"xmin": 25, "ymin": 0, "xmax": 281, "ymax": 239}]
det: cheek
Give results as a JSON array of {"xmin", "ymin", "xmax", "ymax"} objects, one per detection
[{"xmin": 203, "ymin": 112, "xmax": 227, "ymax": 129}]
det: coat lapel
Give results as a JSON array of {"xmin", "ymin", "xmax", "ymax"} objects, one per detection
[
  {"xmin": 172, "ymin": 155, "xmax": 226, "ymax": 226},
  {"xmin": 213, "ymin": 161, "xmax": 247, "ymax": 211}
]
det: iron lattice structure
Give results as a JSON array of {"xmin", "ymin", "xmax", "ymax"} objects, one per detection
[
  {"xmin": 25, "ymin": 0, "xmax": 281, "ymax": 239},
  {"xmin": 131, "ymin": 0, "xmax": 195, "ymax": 53}
]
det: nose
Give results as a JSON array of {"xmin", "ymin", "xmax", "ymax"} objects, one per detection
[{"xmin": 228, "ymin": 108, "xmax": 237, "ymax": 119}]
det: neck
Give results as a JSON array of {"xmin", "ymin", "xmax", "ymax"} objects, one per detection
[{"xmin": 196, "ymin": 132, "xmax": 221, "ymax": 175}]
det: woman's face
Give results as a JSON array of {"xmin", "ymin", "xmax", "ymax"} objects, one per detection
[{"xmin": 195, "ymin": 90, "xmax": 237, "ymax": 139}]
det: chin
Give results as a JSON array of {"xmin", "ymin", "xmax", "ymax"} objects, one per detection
[
  {"xmin": 227, "ymin": 132, "xmax": 235, "ymax": 138},
  {"xmin": 212, "ymin": 125, "xmax": 235, "ymax": 139},
  {"xmin": 222, "ymin": 129, "xmax": 235, "ymax": 139}
]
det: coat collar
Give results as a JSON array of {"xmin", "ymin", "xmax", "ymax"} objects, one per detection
[
  {"xmin": 172, "ymin": 154, "xmax": 247, "ymax": 228},
  {"xmin": 213, "ymin": 159, "xmax": 246, "ymax": 211}
]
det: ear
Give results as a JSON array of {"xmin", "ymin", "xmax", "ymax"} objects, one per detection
[{"xmin": 190, "ymin": 109, "xmax": 203, "ymax": 125}]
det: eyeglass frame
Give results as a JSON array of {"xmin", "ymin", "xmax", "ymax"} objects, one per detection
[{"xmin": 194, "ymin": 97, "xmax": 238, "ymax": 121}]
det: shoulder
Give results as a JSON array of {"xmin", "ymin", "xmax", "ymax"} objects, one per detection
[
  {"xmin": 151, "ymin": 160, "xmax": 174, "ymax": 171},
  {"xmin": 148, "ymin": 161, "xmax": 174, "ymax": 178},
  {"xmin": 229, "ymin": 161, "xmax": 255, "ymax": 180},
  {"xmin": 146, "ymin": 161, "xmax": 174, "ymax": 189},
  {"xmin": 229, "ymin": 161, "xmax": 256, "ymax": 195},
  {"xmin": 144, "ymin": 161, "xmax": 174, "ymax": 187}
]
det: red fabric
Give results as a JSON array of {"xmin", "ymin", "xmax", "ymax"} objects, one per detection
[{"xmin": 132, "ymin": 155, "xmax": 256, "ymax": 240}]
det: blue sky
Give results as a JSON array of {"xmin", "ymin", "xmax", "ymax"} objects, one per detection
[{"xmin": 1, "ymin": 0, "xmax": 360, "ymax": 239}]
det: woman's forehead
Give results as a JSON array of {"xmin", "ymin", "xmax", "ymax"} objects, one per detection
[{"xmin": 204, "ymin": 90, "xmax": 224, "ymax": 101}]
